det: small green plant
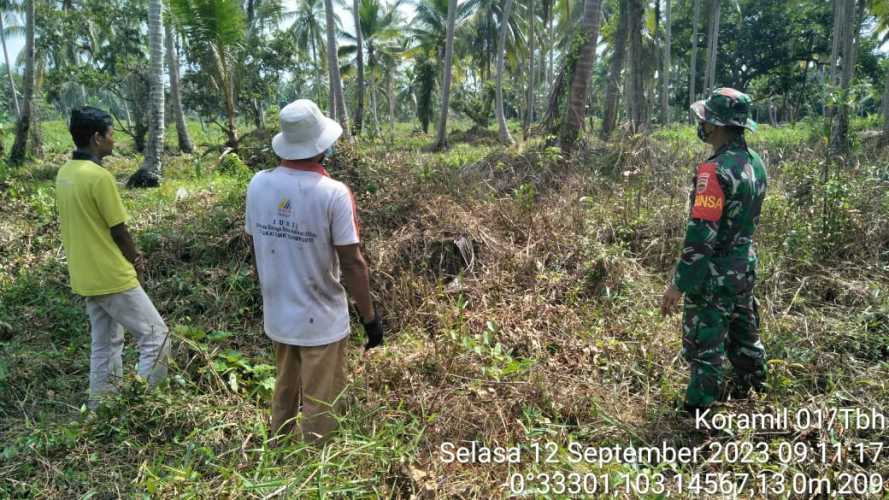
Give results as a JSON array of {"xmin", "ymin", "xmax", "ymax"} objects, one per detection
[
  {"xmin": 541, "ymin": 146, "xmax": 563, "ymax": 164},
  {"xmin": 216, "ymin": 153, "xmax": 251, "ymax": 178},
  {"xmin": 210, "ymin": 349, "xmax": 276, "ymax": 398},
  {"xmin": 512, "ymin": 182, "xmax": 537, "ymax": 212},
  {"xmin": 451, "ymin": 320, "xmax": 534, "ymax": 381},
  {"xmin": 175, "ymin": 326, "xmax": 275, "ymax": 400}
]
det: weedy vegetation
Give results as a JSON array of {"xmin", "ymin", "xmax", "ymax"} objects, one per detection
[{"xmin": 1, "ymin": 117, "xmax": 888, "ymax": 497}]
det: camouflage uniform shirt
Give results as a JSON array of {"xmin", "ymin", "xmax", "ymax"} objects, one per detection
[{"xmin": 673, "ymin": 139, "xmax": 768, "ymax": 297}]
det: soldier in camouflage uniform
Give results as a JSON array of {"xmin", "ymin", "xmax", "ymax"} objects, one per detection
[{"xmin": 660, "ymin": 88, "xmax": 769, "ymax": 414}]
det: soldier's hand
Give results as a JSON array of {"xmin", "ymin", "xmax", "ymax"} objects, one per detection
[{"xmin": 660, "ymin": 284, "xmax": 683, "ymax": 317}]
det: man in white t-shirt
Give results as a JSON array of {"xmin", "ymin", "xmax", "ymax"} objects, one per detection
[{"xmin": 245, "ymin": 99, "xmax": 383, "ymax": 445}]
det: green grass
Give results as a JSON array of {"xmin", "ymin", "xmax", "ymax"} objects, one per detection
[{"xmin": 1, "ymin": 115, "xmax": 888, "ymax": 497}]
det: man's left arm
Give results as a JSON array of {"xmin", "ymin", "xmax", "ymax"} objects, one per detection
[
  {"xmin": 110, "ymin": 223, "xmax": 143, "ymax": 276},
  {"xmin": 93, "ymin": 173, "xmax": 144, "ymax": 276},
  {"xmin": 662, "ymin": 162, "xmax": 726, "ymax": 315},
  {"xmin": 672, "ymin": 218, "xmax": 720, "ymax": 294}
]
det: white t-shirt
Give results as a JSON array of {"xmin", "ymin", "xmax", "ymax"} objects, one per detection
[{"xmin": 245, "ymin": 166, "xmax": 360, "ymax": 346}]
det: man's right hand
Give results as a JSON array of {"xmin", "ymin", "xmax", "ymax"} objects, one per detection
[
  {"xmin": 134, "ymin": 252, "xmax": 146, "ymax": 277},
  {"xmin": 362, "ymin": 314, "xmax": 384, "ymax": 351}
]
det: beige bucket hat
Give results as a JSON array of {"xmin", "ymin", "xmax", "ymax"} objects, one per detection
[{"xmin": 271, "ymin": 99, "xmax": 343, "ymax": 160}]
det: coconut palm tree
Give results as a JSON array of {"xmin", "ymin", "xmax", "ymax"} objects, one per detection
[
  {"xmin": 688, "ymin": 0, "xmax": 701, "ymax": 120},
  {"xmin": 170, "ymin": 0, "xmax": 244, "ymax": 147},
  {"xmin": 464, "ymin": 0, "xmax": 525, "ymax": 83},
  {"xmin": 9, "ymin": 0, "xmax": 35, "ymax": 165},
  {"xmin": 660, "ymin": 0, "xmax": 671, "ymax": 123},
  {"xmin": 412, "ymin": 0, "xmax": 473, "ymax": 147},
  {"xmin": 558, "ymin": 0, "xmax": 602, "ymax": 152},
  {"xmin": 324, "ymin": 0, "xmax": 351, "ymax": 135},
  {"xmin": 339, "ymin": 0, "xmax": 404, "ymax": 135},
  {"xmin": 495, "ymin": 0, "xmax": 515, "ymax": 144},
  {"xmin": 433, "ymin": 0, "xmax": 458, "ymax": 150},
  {"xmin": 412, "ymin": 0, "xmax": 473, "ymax": 61},
  {"xmin": 412, "ymin": 52, "xmax": 436, "ymax": 133},
  {"xmin": 703, "ymin": 0, "xmax": 720, "ymax": 95},
  {"xmin": 166, "ymin": 20, "xmax": 193, "ymax": 153},
  {"xmin": 129, "ymin": 0, "xmax": 165, "ymax": 187},
  {"xmin": 882, "ymin": 67, "xmax": 889, "ymax": 145},
  {"xmin": 873, "ymin": 0, "xmax": 889, "ymax": 142},
  {"xmin": 540, "ymin": 0, "xmax": 554, "ymax": 95},
  {"xmin": 351, "ymin": 0, "xmax": 365, "ymax": 135},
  {"xmin": 522, "ymin": 0, "xmax": 534, "ymax": 140},
  {"xmin": 627, "ymin": 0, "xmax": 643, "ymax": 131},
  {"xmin": 828, "ymin": 0, "xmax": 858, "ymax": 156},
  {"xmin": 601, "ymin": 0, "xmax": 627, "ymax": 139},
  {"xmin": 0, "ymin": 2, "xmax": 22, "ymax": 119},
  {"xmin": 287, "ymin": 0, "xmax": 329, "ymax": 109}
]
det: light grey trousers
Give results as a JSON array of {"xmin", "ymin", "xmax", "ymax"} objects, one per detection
[{"xmin": 85, "ymin": 286, "xmax": 169, "ymax": 408}]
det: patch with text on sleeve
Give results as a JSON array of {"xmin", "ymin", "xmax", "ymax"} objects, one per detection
[{"xmin": 691, "ymin": 162, "xmax": 724, "ymax": 221}]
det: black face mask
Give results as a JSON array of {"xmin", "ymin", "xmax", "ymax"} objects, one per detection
[{"xmin": 697, "ymin": 122, "xmax": 711, "ymax": 142}]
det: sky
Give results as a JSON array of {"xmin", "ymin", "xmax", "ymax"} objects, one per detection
[{"xmin": 4, "ymin": 34, "xmax": 22, "ymax": 67}]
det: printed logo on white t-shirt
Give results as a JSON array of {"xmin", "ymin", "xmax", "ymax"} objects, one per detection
[{"xmin": 277, "ymin": 197, "xmax": 292, "ymax": 217}]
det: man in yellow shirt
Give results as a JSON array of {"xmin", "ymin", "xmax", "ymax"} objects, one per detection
[{"xmin": 56, "ymin": 107, "xmax": 169, "ymax": 409}]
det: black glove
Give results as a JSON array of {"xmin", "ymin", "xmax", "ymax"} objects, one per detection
[{"xmin": 362, "ymin": 313, "xmax": 384, "ymax": 350}]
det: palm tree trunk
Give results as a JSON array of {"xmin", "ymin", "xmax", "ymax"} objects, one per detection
[
  {"xmin": 10, "ymin": 0, "xmax": 36, "ymax": 165},
  {"xmin": 0, "ymin": 15, "xmax": 20, "ymax": 119},
  {"xmin": 216, "ymin": 46, "xmax": 239, "ymax": 147},
  {"xmin": 434, "ymin": 0, "xmax": 458, "ymax": 150},
  {"xmin": 627, "ymin": 0, "xmax": 643, "ymax": 132},
  {"xmin": 881, "ymin": 69, "xmax": 889, "ymax": 145},
  {"xmin": 311, "ymin": 34, "xmax": 332, "ymax": 114},
  {"xmin": 523, "ymin": 0, "xmax": 535, "ymax": 140},
  {"xmin": 123, "ymin": 96, "xmax": 132, "ymax": 128},
  {"xmin": 496, "ymin": 0, "xmax": 515, "ymax": 145},
  {"xmin": 601, "ymin": 0, "xmax": 627, "ymax": 139},
  {"xmin": 367, "ymin": 45, "xmax": 380, "ymax": 137},
  {"xmin": 829, "ymin": 0, "xmax": 857, "ymax": 157},
  {"xmin": 558, "ymin": 0, "xmax": 602, "ymax": 152},
  {"xmin": 546, "ymin": 8, "xmax": 553, "ymax": 95},
  {"xmin": 129, "ymin": 0, "xmax": 165, "ymax": 186},
  {"xmin": 660, "ymin": 0, "xmax": 671, "ymax": 124},
  {"xmin": 352, "ymin": 0, "xmax": 365, "ymax": 135},
  {"xmin": 703, "ymin": 0, "xmax": 720, "ymax": 95},
  {"xmin": 370, "ymin": 74, "xmax": 381, "ymax": 136},
  {"xmin": 252, "ymin": 98, "xmax": 264, "ymax": 128},
  {"xmin": 825, "ymin": 0, "xmax": 842, "ymax": 120},
  {"xmin": 166, "ymin": 22, "xmax": 193, "ymax": 153},
  {"xmin": 324, "ymin": 0, "xmax": 350, "ymax": 136},
  {"xmin": 688, "ymin": 0, "xmax": 701, "ymax": 121},
  {"xmin": 387, "ymin": 70, "xmax": 395, "ymax": 132},
  {"xmin": 127, "ymin": 71, "xmax": 150, "ymax": 152},
  {"xmin": 310, "ymin": 36, "xmax": 320, "ymax": 106}
]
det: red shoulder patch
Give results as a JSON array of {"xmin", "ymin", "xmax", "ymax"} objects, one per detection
[{"xmin": 690, "ymin": 162, "xmax": 724, "ymax": 222}]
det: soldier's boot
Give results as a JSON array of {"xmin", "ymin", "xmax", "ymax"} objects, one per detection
[{"xmin": 717, "ymin": 379, "xmax": 742, "ymax": 402}]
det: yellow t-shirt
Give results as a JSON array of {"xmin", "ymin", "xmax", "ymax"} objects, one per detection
[{"xmin": 55, "ymin": 159, "xmax": 138, "ymax": 296}]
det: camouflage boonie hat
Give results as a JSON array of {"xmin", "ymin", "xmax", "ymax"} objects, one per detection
[{"xmin": 691, "ymin": 87, "xmax": 758, "ymax": 131}]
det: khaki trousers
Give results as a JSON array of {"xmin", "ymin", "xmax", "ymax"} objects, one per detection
[
  {"xmin": 270, "ymin": 338, "xmax": 347, "ymax": 445},
  {"xmin": 85, "ymin": 286, "xmax": 170, "ymax": 409}
]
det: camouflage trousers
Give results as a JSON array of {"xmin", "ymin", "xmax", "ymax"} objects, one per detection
[{"xmin": 682, "ymin": 291, "xmax": 767, "ymax": 408}]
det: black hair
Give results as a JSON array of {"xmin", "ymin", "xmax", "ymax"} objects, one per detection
[{"xmin": 69, "ymin": 106, "xmax": 113, "ymax": 148}]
